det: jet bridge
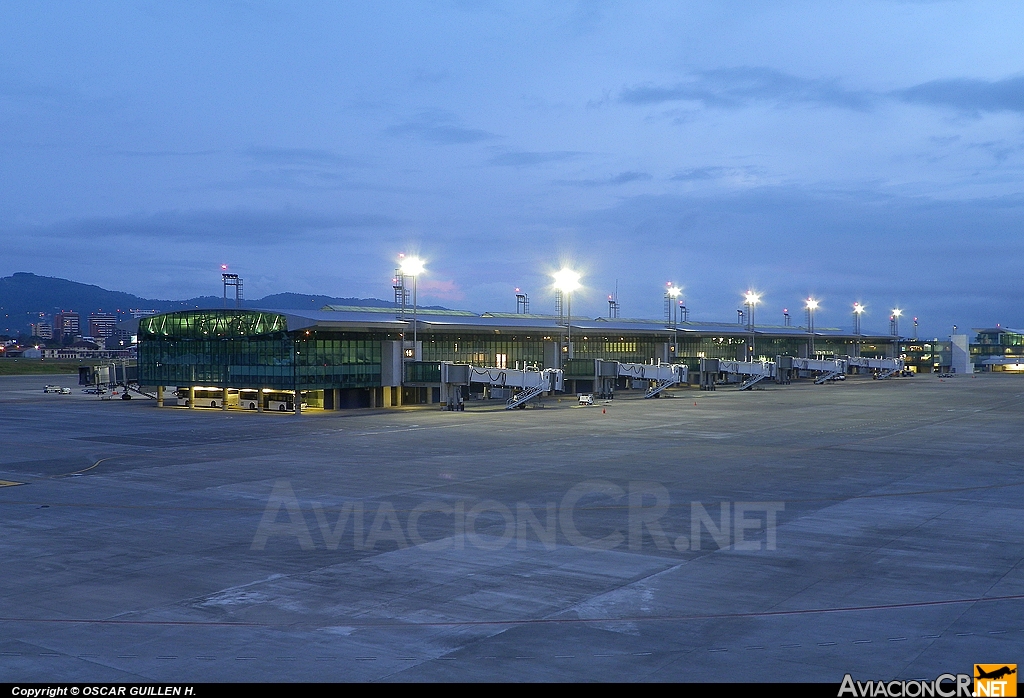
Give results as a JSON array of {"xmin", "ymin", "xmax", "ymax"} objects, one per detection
[
  {"xmin": 848, "ymin": 356, "xmax": 905, "ymax": 378},
  {"xmin": 789, "ymin": 357, "xmax": 848, "ymax": 384},
  {"xmin": 581, "ymin": 359, "xmax": 686, "ymax": 399},
  {"xmin": 698, "ymin": 358, "xmax": 776, "ymax": 390},
  {"xmin": 614, "ymin": 362, "xmax": 687, "ymax": 398},
  {"xmin": 439, "ymin": 362, "xmax": 563, "ymax": 411}
]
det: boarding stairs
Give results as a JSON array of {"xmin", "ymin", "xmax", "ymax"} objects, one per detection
[
  {"xmin": 716, "ymin": 360, "xmax": 776, "ymax": 390},
  {"xmin": 847, "ymin": 356, "xmax": 905, "ymax": 379},
  {"xmin": 440, "ymin": 362, "xmax": 564, "ymax": 410},
  {"xmin": 615, "ymin": 362, "xmax": 688, "ymax": 398}
]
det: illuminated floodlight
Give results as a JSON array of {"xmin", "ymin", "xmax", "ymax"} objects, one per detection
[
  {"xmin": 853, "ymin": 302, "xmax": 865, "ymax": 314},
  {"xmin": 744, "ymin": 290, "xmax": 761, "ymax": 305},
  {"xmin": 667, "ymin": 285, "xmax": 682, "ymax": 298},
  {"xmin": 552, "ymin": 268, "xmax": 581, "ymax": 293},
  {"xmin": 805, "ymin": 297, "xmax": 819, "ymax": 310},
  {"xmin": 892, "ymin": 308, "xmax": 902, "ymax": 318},
  {"xmin": 399, "ymin": 256, "xmax": 425, "ymax": 276}
]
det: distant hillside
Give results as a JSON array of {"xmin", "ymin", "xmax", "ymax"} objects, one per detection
[
  {"xmin": 0, "ymin": 272, "xmax": 435, "ymax": 337},
  {"xmin": 253, "ymin": 293, "xmax": 448, "ymax": 312}
]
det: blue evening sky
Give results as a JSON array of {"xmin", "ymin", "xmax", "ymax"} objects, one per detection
[{"xmin": 2, "ymin": 1, "xmax": 1023, "ymax": 335}]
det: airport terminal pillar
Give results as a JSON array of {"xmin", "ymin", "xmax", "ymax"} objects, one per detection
[
  {"xmin": 257, "ymin": 388, "xmax": 264, "ymax": 412},
  {"xmin": 294, "ymin": 392, "xmax": 302, "ymax": 415},
  {"xmin": 156, "ymin": 385, "xmax": 163, "ymax": 408},
  {"xmin": 222, "ymin": 387, "xmax": 229, "ymax": 411},
  {"xmin": 188, "ymin": 385, "xmax": 195, "ymax": 409},
  {"xmin": 370, "ymin": 388, "xmax": 377, "ymax": 408}
]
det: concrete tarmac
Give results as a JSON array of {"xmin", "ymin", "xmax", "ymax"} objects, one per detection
[{"xmin": 1, "ymin": 373, "xmax": 1021, "ymax": 682}]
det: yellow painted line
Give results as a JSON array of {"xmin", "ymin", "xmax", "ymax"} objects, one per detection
[
  {"xmin": 0, "ymin": 480, "xmax": 25, "ymax": 487},
  {"xmin": 50, "ymin": 457, "xmax": 117, "ymax": 479}
]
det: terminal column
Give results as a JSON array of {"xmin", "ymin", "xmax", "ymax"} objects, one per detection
[
  {"xmin": 222, "ymin": 387, "xmax": 229, "ymax": 411},
  {"xmin": 156, "ymin": 386, "xmax": 163, "ymax": 408},
  {"xmin": 188, "ymin": 385, "xmax": 195, "ymax": 409},
  {"xmin": 294, "ymin": 391, "xmax": 302, "ymax": 415},
  {"xmin": 257, "ymin": 388, "xmax": 263, "ymax": 412}
]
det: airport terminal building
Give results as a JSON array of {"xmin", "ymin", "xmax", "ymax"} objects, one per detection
[{"xmin": 138, "ymin": 305, "xmax": 900, "ymax": 410}]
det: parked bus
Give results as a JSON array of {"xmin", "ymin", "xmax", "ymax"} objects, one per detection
[
  {"xmin": 236, "ymin": 389, "xmax": 309, "ymax": 411},
  {"xmin": 175, "ymin": 387, "xmax": 239, "ymax": 408},
  {"xmin": 265, "ymin": 390, "xmax": 308, "ymax": 411}
]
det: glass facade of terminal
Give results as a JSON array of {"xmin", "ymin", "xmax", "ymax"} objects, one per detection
[
  {"xmin": 419, "ymin": 334, "xmax": 547, "ymax": 367},
  {"xmin": 900, "ymin": 340, "xmax": 952, "ymax": 373},
  {"xmin": 139, "ymin": 311, "xmax": 384, "ymax": 390},
  {"xmin": 971, "ymin": 328, "xmax": 1024, "ymax": 371}
]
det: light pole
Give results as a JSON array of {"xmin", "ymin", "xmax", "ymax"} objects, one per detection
[
  {"xmin": 667, "ymin": 284, "xmax": 681, "ymax": 357},
  {"xmin": 744, "ymin": 291, "xmax": 761, "ymax": 361},
  {"xmin": 553, "ymin": 268, "xmax": 581, "ymax": 363},
  {"xmin": 853, "ymin": 302, "xmax": 865, "ymax": 357},
  {"xmin": 889, "ymin": 308, "xmax": 901, "ymax": 337},
  {"xmin": 890, "ymin": 308, "xmax": 902, "ymax": 360},
  {"xmin": 399, "ymin": 255, "xmax": 425, "ymax": 351},
  {"xmin": 805, "ymin": 298, "xmax": 819, "ymax": 357}
]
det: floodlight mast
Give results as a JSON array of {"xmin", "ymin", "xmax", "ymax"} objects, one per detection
[
  {"xmin": 399, "ymin": 256, "xmax": 425, "ymax": 350},
  {"xmin": 743, "ymin": 291, "xmax": 761, "ymax": 361},
  {"xmin": 805, "ymin": 298, "xmax": 819, "ymax": 357},
  {"xmin": 890, "ymin": 308, "xmax": 902, "ymax": 360},
  {"xmin": 853, "ymin": 303, "xmax": 865, "ymax": 357},
  {"xmin": 666, "ymin": 284, "xmax": 682, "ymax": 357},
  {"xmin": 553, "ymin": 269, "xmax": 581, "ymax": 363}
]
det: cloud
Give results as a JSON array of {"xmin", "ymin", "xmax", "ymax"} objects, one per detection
[
  {"xmin": 112, "ymin": 149, "xmax": 219, "ymax": 158},
  {"xmin": 619, "ymin": 67, "xmax": 873, "ymax": 110},
  {"xmin": 244, "ymin": 146, "xmax": 359, "ymax": 166},
  {"xmin": 417, "ymin": 278, "xmax": 465, "ymax": 301},
  {"xmin": 670, "ymin": 166, "xmax": 765, "ymax": 184},
  {"xmin": 385, "ymin": 110, "xmax": 498, "ymax": 144},
  {"xmin": 670, "ymin": 166, "xmax": 729, "ymax": 181},
  {"xmin": 556, "ymin": 171, "xmax": 652, "ymax": 187},
  {"xmin": 488, "ymin": 150, "xmax": 583, "ymax": 166},
  {"xmin": 896, "ymin": 76, "xmax": 1024, "ymax": 114},
  {"xmin": 14, "ymin": 209, "xmax": 399, "ymax": 245}
]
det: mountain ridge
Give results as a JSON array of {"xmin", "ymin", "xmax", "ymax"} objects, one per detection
[{"xmin": 0, "ymin": 272, "xmax": 442, "ymax": 336}]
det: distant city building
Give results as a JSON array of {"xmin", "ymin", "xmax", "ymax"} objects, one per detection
[
  {"xmin": 30, "ymin": 321, "xmax": 53, "ymax": 339},
  {"xmin": 54, "ymin": 311, "xmax": 80, "ymax": 342},
  {"xmin": 111, "ymin": 326, "xmax": 135, "ymax": 347},
  {"xmin": 88, "ymin": 312, "xmax": 117, "ymax": 339},
  {"xmin": 42, "ymin": 346, "xmax": 136, "ymax": 360}
]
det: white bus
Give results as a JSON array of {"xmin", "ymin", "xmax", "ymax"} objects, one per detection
[
  {"xmin": 264, "ymin": 390, "xmax": 308, "ymax": 411},
  {"xmin": 175, "ymin": 387, "xmax": 239, "ymax": 409},
  {"xmin": 175, "ymin": 387, "xmax": 307, "ymax": 411}
]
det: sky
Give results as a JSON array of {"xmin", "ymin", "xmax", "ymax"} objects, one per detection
[{"xmin": 2, "ymin": 1, "xmax": 1024, "ymax": 336}]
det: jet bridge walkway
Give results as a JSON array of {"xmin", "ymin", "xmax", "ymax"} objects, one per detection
[
  {"xmin": 702, "ymin": 355, "xmax": 906, "ymax": 389},
  {"xmin": 439, "ymin": 362, "xmax": 564, "ymax": 411},
  {"xmin": 614, "ymin": 362, "xmax": 688, "ymax": 398},
  {"xmin": 848, "ymin": 356, "xmax": 905, "ymax": 378}
]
